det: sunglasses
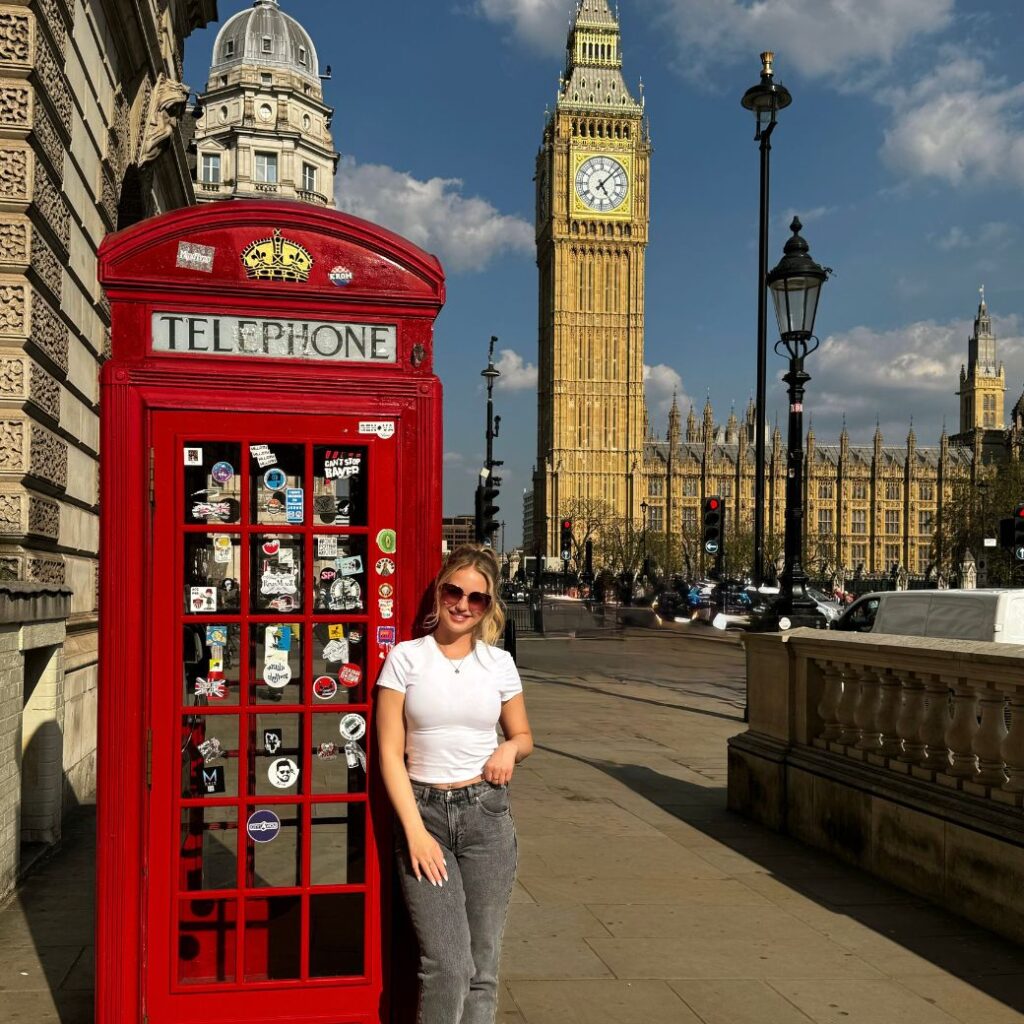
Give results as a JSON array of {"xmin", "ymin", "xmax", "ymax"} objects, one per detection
[{"xmin": 440, "ymin": 583, "xmax": 492, "ymax": 613}]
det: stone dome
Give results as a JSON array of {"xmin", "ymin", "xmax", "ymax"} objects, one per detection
[{"xmin": 210, "ymin": 0, "xmax": 319, "ymax": 83}]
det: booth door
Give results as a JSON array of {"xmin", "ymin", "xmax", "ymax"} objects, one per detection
[{"xmin": 145, "ymin": 412, "xmax": 398, "ymax": 1024}]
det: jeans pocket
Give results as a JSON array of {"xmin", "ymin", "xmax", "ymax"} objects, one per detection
[{"xmin": 477, "ymin": 783, "xmax": 511, "ymax": 817}]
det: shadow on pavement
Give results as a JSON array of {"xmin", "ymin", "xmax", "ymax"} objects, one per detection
[{"xmin": 542, "ymin": 744, "xmax": 1024, "ymax": 1016}]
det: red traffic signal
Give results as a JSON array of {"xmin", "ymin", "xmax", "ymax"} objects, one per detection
[
  {"xmin": 707, "ymin": 497, "xmax": 720, "ymax": 511},
  {"xmin": 561, "ymin": 518, "xmax": 572, "ymax": 530}
]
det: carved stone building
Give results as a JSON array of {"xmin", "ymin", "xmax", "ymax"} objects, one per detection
[
  {"xmin": 0, "ymin": 0, "xmax": 215, "ymax": 892},
  {"xmin": 953, "ymin": 287, "xmax": 1005, "ymax": 463},
  {"xmin": 532, "ymin": 0, "xmax": 651, "ymax": 557},
  {"xmin": 192, "ymin": 0, "xmax": 337, "ymax": 205}
]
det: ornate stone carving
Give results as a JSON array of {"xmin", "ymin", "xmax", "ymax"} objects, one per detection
[
  {"xmin": 138, "ymin": 72, "xmax": 189, "ymax": 167},
  {"xmin": 0, "ymin": 357, "xmax": 26, "ymax": 398},
  {"xmin": 0, "ymin": 554, "xmax": 19, "ymax": 580},
  {"xmin": 0, "ymin": 282, "xmax": 26, "ymax": 334},
  {"xmin": 33, "ymin": 37, "xmax": 70, "ymax": 131},
  {"xmin": 30, "ymin": 291, "xmax": 68, "ymax": 372},
  {"xmin": 30, "ymin": 102, "xmax": 61, "ymax": 176},
  {"xmin": 32, "ymin": 158, "xmax": 69, "ymax": 250},
  {"xmin": 29, "ymin": 362, "xmax": 59, "ymax": 419},
  {"xmin": 29, "ymin": 228, "xmax": 61, "ymax": 299},
  {"xmin": 0, "ymin": 81, "xmax": 29, "ymax": 128},
  {"xmin": 0, "ymin": 419, "xmax": 25, "ymax": 470},
  {"xmin": 29, "ymin": 423, "xmax": 67, "ymax": 488},
  {"xmin": 0, "ymin": 12, "xmax": 31, "ymax": 65},
  {"xmin": 0, "ymin": 146, "xmax": 29, "ymax": 201},
  {"xmin": 99, "ymin": 164, "xmax": 117, "ymax": 228},
  {"xmin": 0, "ymin": 493, "xmax": 18, "ymax": 532},
  {"xmin": 34, "ymin": 0, "xmax": 66, "ymax": 59},
  {"xmin": 0, "ymin": 220, "xmax": 29, "ymax": 263},
  {"xmin": 26, "ymin": 555, "xmax": 64, "ymax": 584},
  {"xmin": 28, "ymin": 494, "xmax": 59, "ymax": 538}
]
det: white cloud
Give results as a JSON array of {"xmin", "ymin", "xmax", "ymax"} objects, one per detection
[
  {"xmin": 780, "ymin": 205, "xmax": 835, "ymax": 229},
  {"xmin": 655, "ymin": 0, "xmax": 952, "ymax": 81},
  {"xmin": 880, "ymin": 56, "xmax": 1024, "ymax": 188},
  {"xmin": 474, "ymin": 0, "xmax": 573, "ymax": 56},
  {"xmin": 494, "ymin": 348, "xmax": 539, "ymax": 390},
  {"xmin": 644, "ymin": 363, "xmax": 694, "ymax": 423},
  {"xmin": 334, "ymin": 157, "xmax": 533, "ymax": 273},
  {"xmin": 443, "ymin": 451, "xmax": 465, "ymax": 465},
  {"xmin": 805, "ymin": 312, "xmax": 1024, "ymax": 439},
  {"xmin": 934, "ymin": 222, "xmax": 1015, "ymax": 252}
]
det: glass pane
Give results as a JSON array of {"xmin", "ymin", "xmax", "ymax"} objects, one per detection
[
  {"xmin": 249, "ymin": 714, "xmax": 304, "ymax": 796},
  {"xmin": 245, "ymin": 806, "xmax": 300, "ymax": 889},
  {"xmin": 184, "ymin": 441, "xmax": 241, "ymax": 524},
  {"xmin": 312, "ymin": 445, "xmax": 368, "ymax": 526},
  {"xmin": 313, "ymin": 536, "xmax": 367, "ymax": 613},
  {"xmin": 251, "ymin": 534, "xmax": 304, "ymax": 614},
  {"xmin": 310, "ymin": 715, "xmax": 366, "ymax": 795},
  {"xmin": 184, "ymin": 536, "xmax": 241, "ymax": 615},
  {"xmin": 182, "ymin": 715, "xmax": 239, "ymax": 799},
  {"xmin": 183, "ymin": 623, "xmax": 241, "ymax": 706},
  {"xmin": 179, "ymin": 806, "xmax": 237, "ymax": 891},
  {"xmin": 251, "ymin": 622, "xmax": 303, "ymax": 705},
  {"xmin": 178, "ymin": 899, "xmax": 237, "ymax": 984},
  {"xmin": 309, "ymin": 893, "xmax": 364, "ymax": 978},
  {"xmin": 310, "ymin": 623, "xmax": 366, "ymax": 705},
  {"xmin": 250, "ymin": 443, "xmax": 305, "ymax": 526},
  {"xmin": 244, "ymin": 896, "xmax": 301, "ymax": 981},
  {"xmin": 311, "ymin": 803, "xmax": 365, "ymax": 884}
]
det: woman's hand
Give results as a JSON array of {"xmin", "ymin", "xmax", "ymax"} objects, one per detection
[
  {"xmin": 406, "ymin": 827, "xmax": 449, "ymax": 887},
  {"xmin": 482, "ymin": 742, "xmax": 517, "ymax": 786}
]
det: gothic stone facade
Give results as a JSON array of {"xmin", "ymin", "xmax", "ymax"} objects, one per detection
[{"xmin": 0, "ymin": 0, "xmax": 214, "ymax": 887}]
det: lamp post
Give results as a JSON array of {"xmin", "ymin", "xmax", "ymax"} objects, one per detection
[
  {"xmin": 640, "ymin": 499, "xmax": 649, "ymax": 582},
  {"xmin": 742, "ymin": 52, "xmax": 792, "ymax": 589},
  {"xmin": 476, "ymin": 337, "xmax": 502, "ymax": 545},
  {"xmin": 767, "ymin": 217, "xmax": 830, "ymax": 628}
]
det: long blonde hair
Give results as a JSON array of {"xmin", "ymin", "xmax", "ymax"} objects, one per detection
[{"xmin": 423, "ymin": 544, "xmax": 505, "ymax": 646}]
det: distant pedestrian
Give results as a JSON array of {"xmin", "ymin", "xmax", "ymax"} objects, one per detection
[{"xmin": 376, "ymin": 544, "xmax": 534, "ymax": 1023}]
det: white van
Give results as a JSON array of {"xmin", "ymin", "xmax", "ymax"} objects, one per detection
[{"xmin": 870, "ymin": 589, "xmax": 1024, "ymax": 644}]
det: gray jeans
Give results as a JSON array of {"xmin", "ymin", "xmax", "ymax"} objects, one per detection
[{"xmin": 396, "ymin": 780, "xmax": 518, "ymax": 1024}]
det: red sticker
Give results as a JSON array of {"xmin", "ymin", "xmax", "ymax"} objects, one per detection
[
  {"xmin": 338, "ymin": 663, "xmax": 362, "ymax": 688},
  {"xmin": 312, "ymin": 675, "xmax": 338, "ymax": 701},
  {"xmin": 262, "ymin": 540, "xmax": 280, "ymax": 556}
]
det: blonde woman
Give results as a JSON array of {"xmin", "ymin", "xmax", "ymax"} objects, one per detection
[{"xmin": 376, "ymin": 544, "xmax": 533, "ymax": 1023}]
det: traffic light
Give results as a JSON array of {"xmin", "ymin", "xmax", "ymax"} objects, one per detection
[
  {"xmin": 474, "ymin": 483, "xmax": 484, "ymax": 543},
  {"xmin": 1015, "ymin": 504, "xmax": 1024, "ymax": 562},
  {"xmin": 702, "ymin": 495, "xmax": 724, "ymax": 556},
  {"xmin": 481, "ymin": 480, "xmax": 500, "ymax": 543},
  {"xmin": 560, "ymin": 518, "xmax": 573, "ymax": 561}
]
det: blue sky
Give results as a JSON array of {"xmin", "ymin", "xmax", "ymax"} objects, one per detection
[{"xmin": 185, "ymin": 1, "xmax": 1024, "ymax": 547}]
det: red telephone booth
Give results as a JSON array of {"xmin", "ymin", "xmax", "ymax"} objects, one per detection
[{"xmin": 96, "ymin": 201, "xmax": 445, "ymax": 1023}]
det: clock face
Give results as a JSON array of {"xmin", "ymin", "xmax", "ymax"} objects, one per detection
[{"xmin": 575, "ymin": 155, "xmax": 628, "ymax": 212}]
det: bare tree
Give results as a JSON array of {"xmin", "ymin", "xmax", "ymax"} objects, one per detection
[{"xmin": 557, "ymin": 496, "xmax": 619, "ymax": 572}]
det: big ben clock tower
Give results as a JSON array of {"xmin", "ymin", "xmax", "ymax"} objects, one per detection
[{"xmin": 533, "ymin": 0, "xmax": 651, "ymax": 557}]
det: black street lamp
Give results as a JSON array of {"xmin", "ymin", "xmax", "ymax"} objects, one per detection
[
  {"xmin": 640, "ymin": 499, "xmax": 649, "ymax": 576},
  {"xmin": 742, "ymin": 51, "xmax": 792, "ymax": 589},
  {"xmin": 767, "ymin": 217, "xmax": 830, "ymax": 629}
]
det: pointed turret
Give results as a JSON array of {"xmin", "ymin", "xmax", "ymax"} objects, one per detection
[
  {"xmin": 558, "ymin": 0, "xmax": 641, "ymax": 113},
  {"xmin": 686, "ymin": 404, "xmax": 698, "ymax": 443},
  {"xmin": 668, "ymin": 390, "xmax": 681, "ymax": 447},
  {"xmin": 725, "ymin": 405, "xmax": 739, "ymax": 444}
]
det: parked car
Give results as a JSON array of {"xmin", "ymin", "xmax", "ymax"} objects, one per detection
[
  {"xmin": 869, "ymin": 589, "xmax": 1024, "ymax": 643},
  {"xmin": 807, "ymin": 586, "xmax": 843, "ymax": 623},
  {"xmin": 831, "ymin": 592, "xmax": 883, "ymax": 633}
]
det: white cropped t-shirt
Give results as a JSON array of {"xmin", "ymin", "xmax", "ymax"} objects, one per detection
[{"xmin": 375, "ymin": 635, "xmax": 523, "ymax": 784}]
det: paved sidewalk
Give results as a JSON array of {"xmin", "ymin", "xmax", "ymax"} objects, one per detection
[{"xmin": 1, "ymin": 632, "xmax": 1023, "ymax": 1023}]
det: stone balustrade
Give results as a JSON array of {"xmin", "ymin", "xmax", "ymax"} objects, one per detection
[{"xmin": 729, "ymin": 628, "xmax": 1024, "ymax": 944}]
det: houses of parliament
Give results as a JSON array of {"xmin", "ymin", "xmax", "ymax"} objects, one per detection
[{"xmin": 528, "ymin": 1, "xmax": 1021, "ymax": 579}]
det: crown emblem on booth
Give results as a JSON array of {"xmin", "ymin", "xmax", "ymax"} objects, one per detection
[{"xmin": 240, "ymin": 229, "xmax": 314, "ymax": 282}]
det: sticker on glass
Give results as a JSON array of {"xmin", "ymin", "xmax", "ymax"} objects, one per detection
[
  {"xmin": 261, "ymin": 539, "xmax": 280, "ymax": 557},
  {"xmin": 378, "ymin": 598, "xmax": 394, "ymax": 619},
  {"xmin": 327, "ymin": 623, "xmax": 345, "ymax": 640},
  {"xmin": 263, "ymin": 467, "xmax": 287, "ymax": 491},
  {"xmin": 201, "ymin": 765, "xmax": 226, "ymax": 794},
  {"xmin": 375, "ymin": 557, "xmax": 395, "ymax": 577},
  {"xmin": 323, "ymin": 450, "xmax": 361, "ymax": 480},
  {"xmin": 247, "ymin": 809, "xmax": 281, "ymax": 843},
  {"xmin": 358, "ymin": 420, "xmax": 395, "ymax": 439},
  {"xmin": 261, "ymin": 569, "xmax": 297, "ymax": 597},
  {"xmin": 336, "ymin": 555, "xmax": 363, "ymax": 577},
  {"xmin": 339, "ymin": 663, "xmax": 362, "ymax": 688},
  {"xmin": 264, "ymin": 492, "xmax": 285, "ymax": 517},
  {"xmin": 250, "ymin": 444, "xmax": 278, "ymax": 468},
  {"xmin": 212, "ymin": 535, "xmax": 233, "ymax": 564},
  {"xmin": 194, "ymin": 676, "xmax": 227, "ymax": 699},
  {"xmin": 192, "ymin": 500, "xmax": 238, "ymax": 522},
  {"xmin": 329, "ymin": 577, "xmax": 362, "ymax": 611},
  {"xmin": 285, "ymin": 487, "xmax": 303, "ymax": 524},
  {"xmin": 265, "ymin": 624, "xmax": 291, "ymax": 652},
  {"xmin": 317, "ymin": 742, "xmax": 338, "ymax": 761},
  {"xmin": 268, "ymin": 595, "xmax": 295, "ymax": 612},
  {"xmin": 184, "ymin": 446, "xmax": 203, "ymax": 466},
  {"xmin": 277, "ymin": 547, "xmax": 294, "ymax": 567},
  {"xmin": 376, "ymin": 529, "xmax": 397, "ymax": 554},
  {"xmin": 339, "ymin": 713, "xmax": 366, "ymax": 743},
  {"xmin": 262, "ymin": 656, "xmax": 291, "ymax": 689},
  {"xmin": 268, "ymin": 757, "xmax": 300, "ymax": 789},
  {"xmin": 211, "ymin": 461, "xmax": 234, "ymax": 484},
  {"xmin": 190, "ymin": 587, "xmax": 217, "ymax": 613},
  {"xmin": 207, "ymin": 655, "xmax": 224, "ymax": 675},
  {"xmin": 317, "ymin": 535, "xmax": 338, "ymax": 558},
  {"xmin": 206, "ymin": 625, "xmax": 228, "ymax": 647},
  {"xmin": 263, "ymin": 728, "xmax": 283, "ymax": 755},
  {"xmin": 313, "ymin": 675, "xmax": 338, "ymax": 701},
  {"xmin": 197, "ymin": 737, "xmax": 223, "ymax": 763},
  {"xmin": 322, "ymin": 637, "xmax": 349, "ymax": 664}
]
